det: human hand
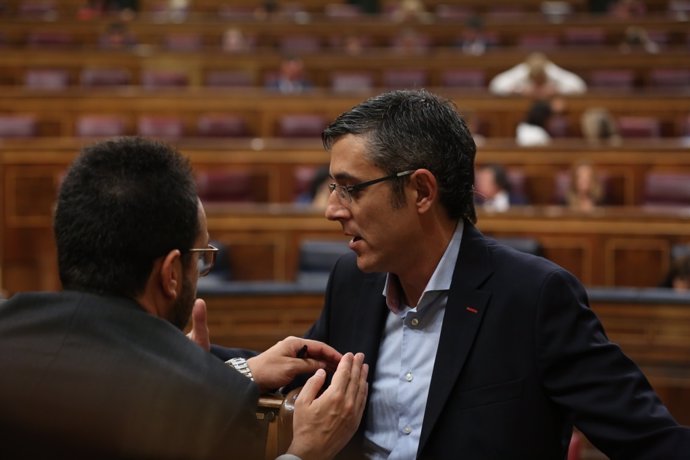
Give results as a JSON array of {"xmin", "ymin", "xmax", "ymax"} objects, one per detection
[
  {"xmin": 247, "ymin": 337, "xmax": 342, "ymax": 393},
  {"xmin": 186, "ymin": 299, "xmax": 210, "ymax": 352},
  {"xmin": 286, "ymin": 352, "xmax": 369, "ymax": 460}
]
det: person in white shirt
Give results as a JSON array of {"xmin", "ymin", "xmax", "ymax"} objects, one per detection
[
  {"xmin": 516, "ymin": 99, "xmax": 553, "ymax": 146},
  {"xmin": 489, "ymin": 52, "xmax": 587, "ymax": 98}
]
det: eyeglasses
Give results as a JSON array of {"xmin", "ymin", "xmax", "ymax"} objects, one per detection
[
  {"xmin": 328, "ymin": 170, "xmax": 415, "ymax": 204},
  {"xmin": 186, "ymin": 244, "xmax": 219, "ymax": 277}
]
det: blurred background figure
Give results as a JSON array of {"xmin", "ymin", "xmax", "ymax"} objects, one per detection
[
  {"xmin": 489, "ymin": 52, "xmax": 587, "ymax": 98},
  {"xmin": 296, "ymin": 165, "xmax": 331, "ymax": 209},
  {"xmin": 266, "ymin": 55, "xmax": 313, "ymax": 94},
  {"xmin": 99, "ymin": 21, "xmax": 137, "ymax": 49},
  {"xmin": 391, "ymin": 27, "xmax": 429, "ymax": 54},
  {"xmin": 516, "ymin": 99, "xmax": 553, "ymax": 146},
  {"xmin": 474, "ymin": 163, "xmax": 514, "ymax": 212},
  {"xmin": 619, "ymin": 26, "xmax": 659, "ymax": 54},
  {"xmin": 659, "ymin": 254, "xmax": 690, "ymax": 291},
  {"xmin": 581, "ymin": 107, "xmax": 622, "ymax": 146},
  {"xmin": 222, "ymin": 27, "xmax": 252, "ymax": 53},
  {"xmin": 458, "ymin": 15, "xmax": 488, "ymax": 56},
  {"xmin": 564, "ymin": 160, "xmax": 605, "ymax": 212},
  {"xmin": 390, "ymin": 0, "xmax": 432, "ymax": 22},
  {"xmin": 609, "ymin": 0, "xmax": 647, "ymax": 18}
]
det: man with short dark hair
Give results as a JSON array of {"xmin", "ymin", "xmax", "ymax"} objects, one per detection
[
  {"xmin": 0, "ymin": 137, "xmax": 368, "ymax": 460},
  {"xmin": 304, "ymin": 89, "xmax": 690, "ymax": 459}
]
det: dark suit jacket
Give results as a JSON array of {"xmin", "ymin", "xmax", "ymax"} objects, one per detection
[
  {"xmin": 0, "ymin": 291, "xmax": 263, "ymax": 460},
  {"xmin": 304, "ymin": 223, "xmax": 690, "ymax": 459}
]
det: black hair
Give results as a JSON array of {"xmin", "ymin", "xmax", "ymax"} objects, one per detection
[
  {"xmin": 54, "ymin": 137, "xmax": 199, "ymax": 298},
  {"xmin": 322, "ymin": 89, "xmax": 477, "ymax": 223}
]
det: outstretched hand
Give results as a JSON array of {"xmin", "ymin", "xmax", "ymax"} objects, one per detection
[
  {"xmin": 247, "ymin": 336, "xmax": 343, "ymax": 393},
  {"xmin": 287, "ymin": 352, "xmax": 369, "ymax": 460},
  {"xmin": 186, "ymin": 298, "xmax": 210, "ymax": 352}
]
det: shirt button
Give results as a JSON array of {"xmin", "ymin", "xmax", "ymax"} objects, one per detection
[
  {"xmin": 410, "ymin": 318, "xmax": 419, "ymax": 327},
  {"xmin": 403, "ymin": 426, "xmax": 412, "ymax": 435},
  {"xmin": 405, "ymin": 372, "xmax": 413, "ymax": 382}
]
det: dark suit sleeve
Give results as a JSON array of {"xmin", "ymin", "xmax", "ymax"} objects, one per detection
[{"xmin": 535, "ymin": 269, "xmax": 690, "ymax": 459}]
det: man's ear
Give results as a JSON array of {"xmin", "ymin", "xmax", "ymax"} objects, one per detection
[
  {"xmin": 412, "ymin": 169, "xmax": 437, "ymax": 213},
  {"xmin": 158, "ymin": 249, "xmax": 182, "ymax": 299}
]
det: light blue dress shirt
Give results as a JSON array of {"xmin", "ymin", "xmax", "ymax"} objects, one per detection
[{"xmin": 363, "ymin": 221, "xmax": 464, "ymax": 459}]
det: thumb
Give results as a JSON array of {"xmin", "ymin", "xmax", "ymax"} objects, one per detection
[
  {"xmin": 296, "ymin": 368, "xmax": 327, "ymax": 406},
  {"xmin": 187, "ymin": 298, "xmax": 210, "ymax": 351}
]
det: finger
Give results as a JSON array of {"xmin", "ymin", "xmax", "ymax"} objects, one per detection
[
  {"xmin": 344, "ymin": 353, "xmax": 365, "ymax": 399},
  {"xmin": 355, "ymin": 363, "xmax": 369, "ymax": 415},
  {"xmin": 298, "ymin": 339, "xmax": 343, "ymax": 362},
  {"xmin": 188, "ymin": 298, "xmax": 210, "ymax": 351},
  {"xmin": 296, "ymin": 368, "xmax": 327, "ymax": 407},
  {"xmin": 326, "ymin": 352, "xmax": 354, "ymax": 392}
]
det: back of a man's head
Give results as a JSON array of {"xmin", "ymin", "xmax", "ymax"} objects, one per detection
[{"xmin": 54, "ymin": 137, "xmax": 198, "ymax": 298}]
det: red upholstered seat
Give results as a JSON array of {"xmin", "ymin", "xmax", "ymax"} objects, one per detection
[
  {"xmin": 141, "ymin": 69, "xmax": 189, "ymax": 88},
  {"xmin": 75, "ymin": 115, "xmax": 127, "ymax": 137},
  {"xmin": 137, "ymin": 116, "xmax": 184, "ymax": 139},
  {"xmin": 643, "ymin": 172, "xmax": 690, "ymax": 206},
  {"xmin": 197, "ymin": 114, "xmax": 249, "ymax": 137},
  {"xmin": 330, "ymin": 72, "xmax": 374, "ymax": 93},
  {"xmin": 277, "ymin": 114, "xmax": 328, "ymax": 138},
  {"xmin": 382, "ymin": 69, "xmax": 428, "ymax": 89},
  {"xmin": 0, "ymin": 115, "xmax": 38, "ymax": 137},
  {"xmin": 80, "ymin": 68, "xmax": 132, "ymax": 87},
  {"xmin": 617, "ymin": 116, "xmax": 661, "ymax": 138}
]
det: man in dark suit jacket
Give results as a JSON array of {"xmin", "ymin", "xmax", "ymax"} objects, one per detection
[
  {"xmin": 304, "ymin": 89, "xmax": 690, "ymax": 459},
  {"xmin": 0, "ymin": 137, "xmax": 368, "ymax": 460}
]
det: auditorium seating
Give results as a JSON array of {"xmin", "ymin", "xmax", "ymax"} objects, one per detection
[
  {"xmin": 0, "ymin": 114, "xmax": 37, "ymax": 137},
  {"xmin": 276, "ymin": 114, "xmax": 328, "ymax": 138},
  {"xmin": 643, "ymin": 172, "xmax": 690, "ymax": 206},
  {"xmin": 75, "ymin": 114, "xmax": 126, "ymax": 137},
  {"xmin": 196, "ymin": 113, "xmax": 249, "ymax": 137},
  {"xmin": 137, "ymin": 115, "xmax": 185, "ymax": 138}
]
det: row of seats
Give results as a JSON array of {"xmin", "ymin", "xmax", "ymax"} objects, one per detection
[
  {"xmin": 13, "ymin": 67, "xmax": 690, "ymax": 91},
  {"xmin": 2, "ymin": 0, "xmax": 684, "ymax": 20},
  {"xmin": 2, "ymin": 112, "xmax": 687, "ymax": 139},
  {"xmin": 4, "ymin": 27, "xmax": 690, "ymax": 50},
  {"xmin": 193, "ymin": 166, "xmax": 690, "ymax": 208},
  {"xmin": 0, "ymin": 113, "xmax": 326, "ymax": 138}
]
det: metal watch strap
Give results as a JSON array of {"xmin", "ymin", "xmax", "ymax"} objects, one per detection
[{"xmin": 226, "ymin": 357, "xmax": 254, "ymax": 381}]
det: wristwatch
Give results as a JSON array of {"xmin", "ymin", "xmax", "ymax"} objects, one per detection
[{"xmin": 226, "ymin": 357, "xmax": 254, "ymax": 381}]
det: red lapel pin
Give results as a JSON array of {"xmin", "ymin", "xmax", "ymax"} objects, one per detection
[{"xmin": 466, "ymin": 307, "xmax": 478, "ymax": 314}]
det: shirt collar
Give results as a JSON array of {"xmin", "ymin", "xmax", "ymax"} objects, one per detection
[{"xmin": 383, "ymin": 221, "xmax": 464, "ymax": 314}]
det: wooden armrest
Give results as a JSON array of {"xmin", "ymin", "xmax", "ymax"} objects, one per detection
[{"xmin": 257, "ymin": 387, "xmax": 301, "ymax": 460}]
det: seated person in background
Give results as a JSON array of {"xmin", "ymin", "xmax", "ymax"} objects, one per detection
[
  {"xmin": 222, "ymin": 27, "xmax": 252, "ymax": 52},
  {"xmin": 296, "ymin": 165, "xmax": 331, "ymax": 209},
  {"xmin": 99, "ymin": 21, "xmax": 137, "ymax": 49},
  {"xmin": 659, "ymin": 254, "xmax": 690, "ymax": 292},
  {"xmin": 609, "ymin": 0, "xmax": 647, "ymax": 18},
  {"xmin": 0, "ymin": 137, "xmax": 368, "ymax": 460},
  {"xmin": 458, "ymin": 15, "xmax": 489, "ymax": 56},
  {"xmin": 581, "ymin": 107, "xmax": 622, "ymax": 146},
  {"xmin": 489, "ymin": 52, "xmax": 587, "ymax": 98},
  {"xmin": 389, "ymin": 0, "xmax": 432, "ymax": 22},
  {"xmin": 474, "ymin": 163, "xmax": 515, "ymax": 212},
  {"xmin": 564, "ymin": 160, "xmax": 604, "ymax": 212},
  {"xmin": 516, "ymin": 99, "xmax": 553, "ymax": 146},
  {"xmin": 266, "ymin": 55, "xmax": 313, "ymax": 94},
  {"xmin": 619, "ymin": 25, "xmax": 660, "ymax": 54}
]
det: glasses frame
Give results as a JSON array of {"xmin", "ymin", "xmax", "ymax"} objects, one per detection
[
  {"xmin": 328, "ymin": 169, "xmax": 416, "ymax": 204},
  {"xmin": 186, "ymin": 244, "xmax": 219, "ymax": 277}
]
